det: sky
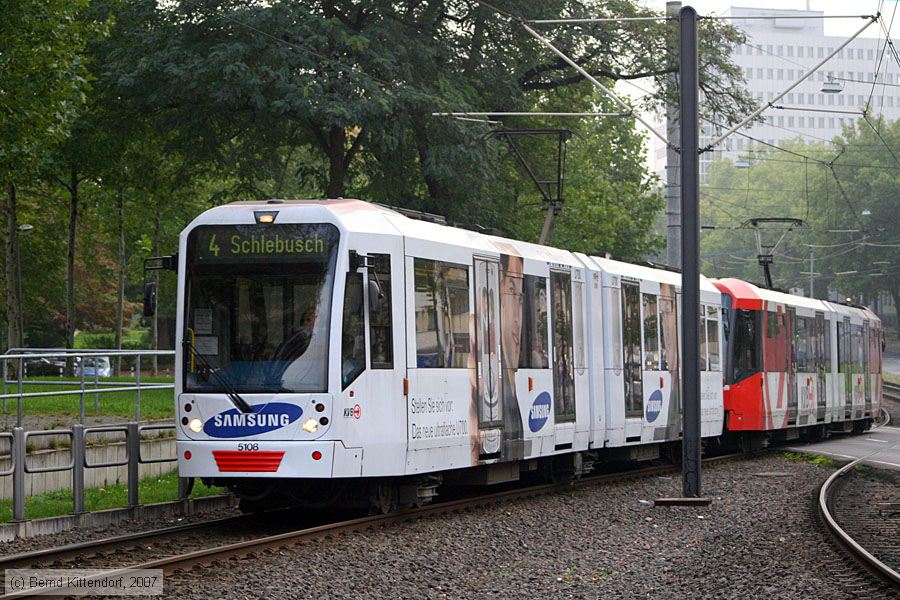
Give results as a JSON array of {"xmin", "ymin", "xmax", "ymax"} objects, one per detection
[{"xmin": 643, "ymin": 0, "xmax": 900, "ymax": 37}]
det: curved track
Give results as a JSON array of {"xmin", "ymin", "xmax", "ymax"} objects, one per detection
[
  {"xmin": 0, "ymin": 455, "xmax": 739, "ymax": 598},
  {"xmin": 817, "ymin": 417, "xmax": 900, "ymax": 591}
]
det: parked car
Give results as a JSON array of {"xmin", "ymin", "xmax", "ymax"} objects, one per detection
[
  {"xmin": 75, "ymin": 356, "xmax": 112, "ymax": 378},
  {"xmin": 22, "ymin": 356, "xmax": 65, "ymax": 377}
]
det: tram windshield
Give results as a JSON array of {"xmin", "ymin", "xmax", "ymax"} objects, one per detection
[{"xmin": 183, "ymin": 223, "xmax": 339, "ymax": 393}]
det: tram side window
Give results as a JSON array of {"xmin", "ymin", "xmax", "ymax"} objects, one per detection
[
  {"xmin": 824, "ymin": 321, "xmax": 832, "ymax": 372},
  {"xmin": 642, "ymin": 294, "xmax": 660, "ymax": 370},
  {"xmin": 837, "ymin": 321, "xmax": 849, "ymax": 373},
  {"xmin": 851, "ymin": 324, "xmax": 864, "ymax": 372},
  {"xmin": 699, "ymin": 305, "xmax": 708, "ymax": 371},
  {"xmin": 341, "ymin": 272, "xmax": 366, "ymax": 389},
  {"xmin": 764, "ymin": 310, "xmax": 788, "ymax": 372},
  {"xmin": 414, "ymin": 258, "xmax": 470, "ymax": 368},
  {"xmin": 732, "ymin": 309, "xmax": 760, "ymax": 381},
  {"xmin": 871, "ymin": 326, "xmax": 881, "ymax": 374},
  {"xmin": 369, "ymin": 254, "xmax": 393, "ymax": 369},
  {"xmin": 659, "ymin": 296, "xmax": 677, "ymax": 371},
  {"xmin": 519, "ymin": 275, "xmax": 549, "ymax": 369},
  {"xmin": 707, "ymin": 305, "xmax": 720, "ymax": 372},
  {"xmin": 793, "ymin": 316, "xmax": 815, "ymax": 373}
]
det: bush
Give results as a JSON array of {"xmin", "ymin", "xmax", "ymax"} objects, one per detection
[{"xmin": 75, "ymin": 329, "xmax": 151, "ymax": 349}]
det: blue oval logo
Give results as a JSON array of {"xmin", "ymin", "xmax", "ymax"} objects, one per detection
[
  {"xmin": 203, "ymin": 402, "xmax": 303, "ymax": 438},
  {"xmin": 528, "ymin": 392, "xmax": 552, "ymax": 433},
  {"xmin": 646, "ymin": 389, "xmax": 663, "ymax": 423}
]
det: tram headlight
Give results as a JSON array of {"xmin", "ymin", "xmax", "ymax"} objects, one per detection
[
  {"xmin": 302, "ymin": 418, "xmax": 319, "ymax": 433},
  {"xmin": 188, "ymin": 418, "xmax": 203, "ymax": 433}
]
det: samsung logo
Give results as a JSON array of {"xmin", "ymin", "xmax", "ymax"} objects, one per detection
[
  {"xmin": 213, "ymin": 413, "xmax": 291, "ymax": 428},
  {"xmin": 203, "ymin": 402, "xmax": 303, "ymax": 438},
  {"xmin": 528, "ymin": 392, "xmax": 552, "ymax": 433},
  {"xmin": 646, "ymin": 389, "xmax": 663, "ymax": 423}
]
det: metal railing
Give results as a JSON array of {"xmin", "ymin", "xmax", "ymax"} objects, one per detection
[
  {"xmin": 0, "ymin": 349, "xmax": 175, "ymax": 426},
  {"xmin": 0, "ymin": 349, "xmax": 195, "ymax": 524},
  {"xmin": 6, "ymin": 422, "xmax": 190, "ymax": 523}
]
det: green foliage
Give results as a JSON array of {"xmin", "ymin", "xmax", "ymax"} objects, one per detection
[
  {"xmin": 75, "ymin": 329, "xmax": 150, "ymax": 349},
  {"xmin": 0, "ymin": 0, "xmax": 99, "ymax": 179},
  {"xmin": 780, "ymin": 451, "xmax": 837, "ymax": 468},
  {"xmin": 3, "ymin": 0, "xmax": 752, "ymax": 344},
  {"xmin": 0, "ymin": 471, "xmax": 224, "ymax": 522},
  {"xmin": 701, "ymin": 121, "xmax": 900, "ymax": 310}
]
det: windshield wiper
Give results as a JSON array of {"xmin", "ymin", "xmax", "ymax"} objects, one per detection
[{"xmin": 182, "ymin": 339, "xmax": 253, "ymax": 413}]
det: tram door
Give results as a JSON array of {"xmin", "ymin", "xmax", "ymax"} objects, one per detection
[
  {"xmin": 815, "ymin": 312, "xmax": 826, "ymax": 422},
  {"xmin": 787, "ymin": 307, "xmax": 798, "ymax": 426},
  {"xmin": 474, "ymin": 258, "xmax": 502, "ymax": 455},
  {"xmin": 840, "ymin": 318, "xmax": 852, "ymax": 418}
]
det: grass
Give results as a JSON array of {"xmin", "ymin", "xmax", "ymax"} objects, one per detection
[
  {"xmin": 0, "ymin": 471, "xmax": 225, "ymax": 522},
  {"xmin": 1, "ymin": 375, "xmax": 175, "ymax": 420},
  {"xmin": 884, "ymin": 372, "xmax": 900, "ymax": 386},
  {"xmin": 780, "ymin": 451, "xmax": 838, "ymax": 468}
]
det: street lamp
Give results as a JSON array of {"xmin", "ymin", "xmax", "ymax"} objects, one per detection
[
  {"xmin": 821, "ymin": 75, "xmax": 843, "ymax": 93},
  {"xmin": 15, "ymin": 224, "xmax": 33, "ymax": 347}
]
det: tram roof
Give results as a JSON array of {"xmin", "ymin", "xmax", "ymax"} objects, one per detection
[
  {"xmin": 586, "ymin": 255, "xmax": 720, "ymax": 293},
  {"xmin": 712, "ymin": 278, "xmax": 880, "ymax": 322}
]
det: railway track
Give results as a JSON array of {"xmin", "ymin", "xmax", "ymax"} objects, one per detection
[
  {"xmin": 0, "ymin": 454, "xmax": 740, "ymax": 598},
  {"xmin": 885, "ymin": 382, "xmax": 900, "ymax": 403},
  {"xmin": 817, "ymin": 448, "xmax": 900, "ymax": 593}
]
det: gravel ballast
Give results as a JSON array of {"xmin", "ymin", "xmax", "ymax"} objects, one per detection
[
  {"xmin": 0, "ymin": 505, "xmax": 240, "ymax": 557},
  {"xmin": 163, "ymin": 454, "xmax": 896, "ymax": 599}
]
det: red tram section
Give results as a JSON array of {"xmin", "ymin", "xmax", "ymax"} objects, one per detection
[{"xmin": 714, "ymin": 278, "xmax": 882, "ymax": 439}]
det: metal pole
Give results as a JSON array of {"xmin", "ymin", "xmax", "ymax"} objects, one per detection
[
  {"xmin": 666, "ymin": 0, "xmax": 682, "ymax": 269},
  {"xmin": 127, "ymin": 422, "xmax": 139, "ymax": 508},
  {"xmin": 93, "ymin": 365, "xmax": 99, "ymax": 415},
  {"xmin": 12, "ymin": 427, "xmax": 25, "ymax": 522},
  {"xmin": 72, "ymin": 424, "xmax": 85, "ymax": 514},
  {"xmin": 79, "ymin": 358, "xmax": 86, "ymax": 424},
  {"xmin": 679, "ymin": 5, "xmax": 702, "ymax": 498},
  {"xmin": 15, "ymin": 230, "xmax": 24, "ymax": 347},
  {"xmin": 135, "ymin": 354, "xmax": 141, "ymax": 422},
  {"xmin": 16, "ymin": 357, "xmax": 23, "ymax": 428}
]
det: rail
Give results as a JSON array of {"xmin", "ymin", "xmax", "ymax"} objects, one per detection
[
  {"xmin": 0, "ymin": 348, "xmax": 175, "ymax": 425},
  {"xmin": 818, "ymin": 453, "xmax": 900, "ymax": 587},
  {"xmin": 885, "ymin": 382, "xmax": 900, "ymax": 400}
]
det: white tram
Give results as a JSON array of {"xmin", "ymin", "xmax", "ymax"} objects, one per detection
[{"xmin": 170, "ymin": 199, "xmax": 871, "ymax": 510}]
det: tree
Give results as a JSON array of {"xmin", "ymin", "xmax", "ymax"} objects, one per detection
[
  {"xmin": 700, "ymin": 124, "xmax": 900, "ymax": 334},
  {"xmin": 103, "ymin": 1, "xmax": 750, "ymax": 215},
  {"xmin": 0, "ymin": 0, "xmax": 96, "ymax": 349}
]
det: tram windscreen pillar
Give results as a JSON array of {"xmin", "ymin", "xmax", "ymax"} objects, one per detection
[{"xmin": 679, "ymin": 6, "xmax": 702, "ymax": 498}]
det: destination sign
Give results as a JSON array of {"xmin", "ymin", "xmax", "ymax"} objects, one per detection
[{"xmin": 190, "ymin": 223, "xmax": 339, "ymax": 264}]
